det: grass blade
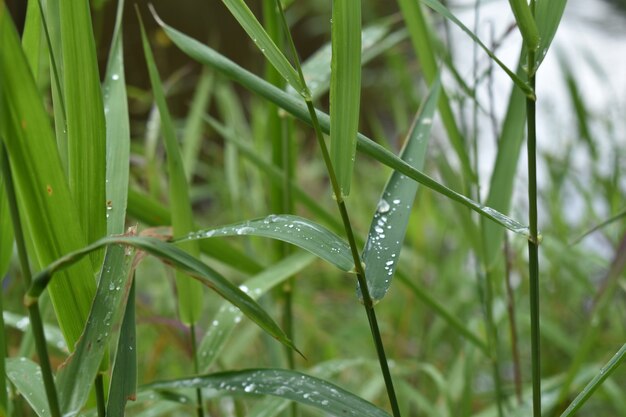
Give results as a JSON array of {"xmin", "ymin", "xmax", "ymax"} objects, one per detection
[
  {"xmin": 535, "ymin": 0, "xmax": 567, "ymax": 69},
  {"xmin": 26, "ymin": 235, "xmax": 297, "ymax": 355},
  {"xmin": 104, "ymin": 0, "xmax": 130, "ymax": 236},
  {"xmin": 0, "ymin": 6, "xmax": 96, "ymax": 349},
  {"xmin": 126, "ymin": 187, "xmax": 265, "ymax": 274},
  {"xmin": 0, "ymin": 281, "xmax": 7, "ymax": 416},
  {"xmin": 0, "ymin": 176, "xmax": 13, "ymax": 278},
  {"xmin": 107, "ymin": 281, "xmax": 138, "ymax": 417},
  {"xmin": 6, "ymin": 358, "xmax": 51, "ymax": 417},
  {"xmin": 420, "ymin": 0, "xmax": 534, "ymax": 98},
  {"xmin": 177, "ymin": 1, "xmax": 304, "ymax": 93},
  {"xmin": 397, "ymin": 0, "xmax": 474, "ymax": 181},
  {"xmin": 154, "ymin": 19, "xmax": 531, "ymax": 238},
  {"xmin": 3, "ymin": 312, "xmax": 67, "ymax": 353},
  {"xmin": 56, "ymin": 244, "xmax": 137, "ymax": 416},
  {"xmin": 198, "ymin": 252, "xmax": 315, "ymax": 371},
  {"xmin": 177, "ymin": 215, "xmax": 354, "ymax": 272},
  {"xmin": 60, "ymin": 0, "xmax": 107, "ymax": 265},
  {"xmin": 507, "ymin": 0, "xmax": 540, "ymax": 50},
  {"xmin": 560, "ymin": 344, "xmax": 626, "ymax": 417},
  {"xmin": 360, "ymin": 76, "xmax": 440, "ymax": 302},
  {"xmin": 138, "ymin": 11, "xmax": 203, "ymax": 325},
  {"xmin": 330, "ymin": 0, "xmax": 362, "ymax": 197},
  {"xmin": 177, "ymin": 214, "xmax": 354, "ymax": 272},
  {"xmin": 142, "ymin": 369, "xmax": 391, "ymax": 417}
]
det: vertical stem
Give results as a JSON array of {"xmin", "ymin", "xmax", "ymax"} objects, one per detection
[
  {"xmin": 190, "ymin": 324, "xmax": 204, "ymax": 417},
  {"xmin": 526, "ymin": 2, "xmax": 541, "ymax": 413},
  {"xmin": 504, "ymin": 237, "xmax": 523, "ymax": 404},
  {"xmin": 94, "ymin": 374, "xmax": 106, "ymax": 417},
  {"xmin": 1, "ymin": 144, "xmax": 62, "ymax": 417}
]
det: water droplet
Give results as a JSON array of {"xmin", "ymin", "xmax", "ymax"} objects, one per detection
[
  {"xmin": 377, "ymin": 199, "xmax": 390, "ymax": 213},
  {"xmin": 111, "ymin": 74, "xmax": 120, "ymax": 81},
  {"xmin": 244, "ymin": 383, "xmax": 256, "ymax": 393},
  {"xmin": 392, "ymin": 199, "xmax": 401, "ymax": 204}
]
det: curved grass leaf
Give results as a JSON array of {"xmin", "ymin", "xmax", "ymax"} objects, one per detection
[
  {"xmin": 199, "ymin": 252, "xmax": 315, "ymax": 371},
  {"xmin": 360, "ymin": 76, "xmax": 440, "ymax": 302},
  {"xmin": 177, "ymin": 215, "xmax": 354, "ymax": 272},
  {"xmin": 420, "ymin": 0, "xmax": 534, "ymax": 98},
  {"xmin": 330, "ymin": 0, "xmax": 361, "ymax": 197},
  {"xmin": 6, "ymin": 358, "xmax": 50, "ymax": 417},
  {"xmin": 138, "ymin": 11, "xmax": 203, "ymax": 325},
  {"xmin": 142, "ymin": 369, "xmax": 391, "ymax": 417},
  {"xmin": 26, "ymin": 235, "xmax": 297, "ymax": 355},
  {"xmin": 126, "ymin": 187, "xmax": 265, "ymax": 274},
  {"xmin": 560, "ymin": 344, "xmax": 626, "ymax": 417},
  {"xmin": 153, "ymin": 18, "xmax": 531, "ymax": 240},
  {"xmin": 0, "ymin": 7, "xmax": 96, "ymax": 349}
]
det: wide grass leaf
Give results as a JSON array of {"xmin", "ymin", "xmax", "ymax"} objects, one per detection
[
  {"xmin": 26, "ymin": 236, "xmax": 297, "ymax": 355},
  {"xmin": 198, "ymin": 252, "xmax": 315, "ymax": 371},
  {"xmin": 56, "ymin": 244, "xmax": 136, "ymax": 416},
  {"xmin": 6, "ymin": 357, "xmax": 51, "ymax": 417},
  {"xmin": 421, "ymin": 0, "xmax": 534, "ymax": 97},
  {"xmin": 60, "ymin": 0, "xmax": 107, "ymax": 266},
  {"xmin": 507, "ymin": 0, "xmax": 539, "ymax": 50},
  {"xmin": 154, "ymin": 18, "xmax": 531, "ymax": 238},
  {"xmin": 330, "ymin": 0, "xmax": 362, "ymax": 197},
  {"xmin": 177, "ymin": 215, "xmax": 354, "ymax": 272},
  {"xmin": 104, "ymin": 0, "xmax": 130, "ymax": 236},
  {"xmin": 142, "ymin": 369, "xmax": 391, "ymax": 417},
  {"xmin": 139, "ymin": 12, "xmax": 203, "ymax": 325},
  {"xmin": 360, "ymin": 76, "xmax": 440, "ymax": 302},
  {"xmin": 0, "ymin": 7, "xmax": 96, "ymax": 349}
]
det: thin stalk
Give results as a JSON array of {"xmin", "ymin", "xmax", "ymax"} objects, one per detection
[
  {"xmin": 190, "ymin": 324, "xmax": 205, "ymax": 417},
  {"xmin": 1, "ymin": 144, "xmax": 62, "ymax": 417},
  {"xmin": 94, "ymin": 374, "xmax": 106, "ymax": 417},
  {"xmin": 504, "ymin": 236, "xmax": 523, "ymax": 404},
  {"xmin": 272, "ymin": 2, "xmax": 401, "ymax": 411},
  {"xmin": 526, "ymin": 1, "xmax": 541, "ymax": 414}
]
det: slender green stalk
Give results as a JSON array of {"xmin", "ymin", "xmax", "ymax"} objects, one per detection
[
  {"xmin": 190, "ymin": 324, "xmax": 205, "ymax": 417},
  {"xmin": 94, "ymin": 374, "xmax": 106, "ymax": 417},
  {"xmin": 504, "ymin": 237, "xmax": 523, "ymax": 404},
  {"xmin": 526, "ymin": 2, "xmax": 541, "ymax": 415},
  {"xmin": 0, "ymin": 144, "xmax": 61, "ymax": 417}
]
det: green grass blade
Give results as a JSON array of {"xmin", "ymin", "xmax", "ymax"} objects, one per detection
[
  {"xmin": 138, "ymin": 12, "xmax": 203, "ymax": 325},
  {"xmin": 482, "ymin": 57, "xmax": 527, "ymax": 267},
  {"xmin": 104, "ymin": 0, "xmax": 130, "ymax": 236},
  {"xmin": 182, "ymin": 68, "xmax": 214, "ymax": 181},
  {"xmin": 6, "ymin": 358, "xmax": 50, "ymax": 417},
  {"xmin": 397, "ymin": 0, "xmax": 474, "ymax": 181},
  {"xmin": 173, "ymin": 1, "xmax": 303, "ymax": 94},
  {"xmin": 26, "ymin": 236, "xmax": 297, "ymax": 354},
  {"xmin": 59, "ymin": 0, "xmax": 107, "ymax": 263},
  {"xmin": 198, "ymin": 252, "xmax": 315, "ymax": 371},
  {"xmin": 287, "ymin": 21, "xmax": 391, "ymax": 100},
  {"xmin": 0, "ymin": 177, "xmax": 13, "ymax": 278},
  {"xmin": 507, "ymin": 0, "xmax": 540, "ymax": 50},
  {"xmin": 56, "ymin": 244, "xmax": 137, "ymax": 416},
  {"xmin": 177, "ymin": 215, "xmax": 354, "ymax": 272},
  {"xmin": 21, "ymin": 0, "xmax": 43, "ymax": 77},
  {"xmin": 360, "ymin": 76, "xmax": 440, "ymax": 302},
  {"xmin": 535, "ymin": 0, "xmax": 567, "ymax": 69},
  {"xmin": 107, "ymin": 281, "xmax": 137, "ymax": 417},
  {"xmin": 560, "ymin": 344, "xmax": 626, "ymax": 417},
  {"xmin": 0, "ymin": 284, "xmax": 7, "ymax": 416},
  {"xmin": 142, "ymin": 369, "xmax": 391, "ymax": 417},
  {"xmin": 421, "ymin": 0, "xmax": 534, "ymax": 98},
  {"xmin": 0, "ymin": 7, "xmax": 96, "ymax": 349},
  {"xmin": 330, "ymin": 0, "xmax": 362, "ymax": 197},
  {"xmin": 155, "ymin": 20, "xmax": 531, "ymax": 238}
]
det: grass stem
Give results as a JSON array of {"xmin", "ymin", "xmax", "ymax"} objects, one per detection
[
  {"xmin": 190, "ymin": 324, "xmax": 205, "ymax": 417},
  {"xmin": 1, "ymin": 144, "xmax": 62, "ymax": 417}
]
